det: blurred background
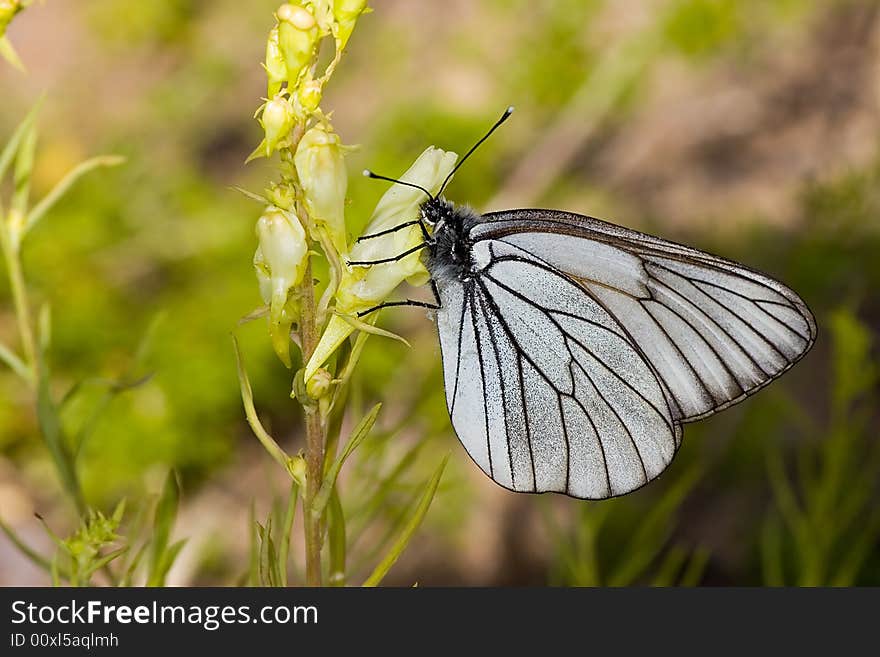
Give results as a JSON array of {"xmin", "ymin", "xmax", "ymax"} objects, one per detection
[{"xmin": 0, "ymin": 0, "xmax": 878, "ymax": 585}]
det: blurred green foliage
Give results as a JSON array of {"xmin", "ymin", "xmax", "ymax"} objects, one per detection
[{"xmin": 0, "ymin": 0, "xmax": 877, "ymax": 585}]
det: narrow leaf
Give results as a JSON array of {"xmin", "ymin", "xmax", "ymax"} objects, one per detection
[
  {"xmin": 0, "ymin": 515, "xmax": 65, "ymax": 577},
  {"xmin": 229, "ymin": 186, "xmax": 269, "ymax": 204},
  {"xmin": 327, "ymin": 487, "xmax": 346, "ymax": 587},
  {"xmin": 0, "ymin": 35, "xmax": 25, "ymax": 72},
  {"xmin": 334, "ymin": 311, "xmax": 411, "ymax": 348},
  {"xmin": 608, "ymin": 467, "xmax": 700, "ymax": 586},
  {"xmin": 85, "ymin": 546, "xmax": 129, "ymax": 580},
  {"xmin": 679, "ymin": 547, "xmax": 710, "ymax": 587},
  {"xmin": 11, "ymin": 118, "xmax": 37, "ymax": 217},
  {"xmin": 232, "ymin": 335, "xmax": 294, "ymax": 475},
  {"xmin": 0, "ymin": 340, "xmax": 31, "ymax": 382},
  {"xmin": 362, "ymin": 455, "xmax": 448, "ymax": 587},
  {"xmin": 36, "ymin": 349, "xmax": 85, "ymax": 514},
  {"xmin": 312, "ymin": 403, "xmax": 381, "ymax": 518},
  {"xmin": 0, "ymin": 99, "xmax": 42, "ymax": 181},
  {"xmin": 147, "ymin": 471, "xmax": 179, "ymax": 587},
  {"xmin": 279, "ymin": 481, "xmax": 298, "ymax": 586}
]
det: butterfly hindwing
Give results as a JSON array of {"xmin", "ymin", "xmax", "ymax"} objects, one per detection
[{"xmin": 435, "ymin": 239, "xmax": 680, "ymax": 499}]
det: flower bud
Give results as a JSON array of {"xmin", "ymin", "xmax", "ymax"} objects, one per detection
[
  {"xmin": 308, "ymin": 0, "xmax": 335, "ymax": 33},
  {"xmin": 277, "ymin": 3, "xmax": 319, "ymax": 83},
  {"xmin": 254, "ymin": 207, "xmax": 309, "ymax": 366},
  {"xmin": 266, "ymin": 182, "xmax": 296, "ymax": 211},
  {"xmin": 288, "ymin": 455, "xmax": 307, "ymax": 487},
  {"xmin": 294, "ymin": 124, "xmax": 348, "ymax": 255},
  {"xmin": 332, "ymin": 0, "xmax": 368, "ymax": 49},
  {"xmin": 259, "ymin": 94, "xmax": 295, "ymax": 156},
  {"xmin": 296, "ymin": 74, "xmax": 323, "ymax": 115},
  {"xmin": 303, "ymin": 147, "xmax": 457, "ymax": 382},
  {"xmin": 305, "ymin": 367, "xmax": 333, "ymax": 400},
  {"xmin": 265, "ymin": 26, "xmax": 287, "ymax": 97}
]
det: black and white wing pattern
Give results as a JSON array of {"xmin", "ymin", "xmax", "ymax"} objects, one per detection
[
  {"xmin": 435, "ymin": 238, "xmax": 682, "ymax": 499},
  {"xmin": 433, "ymin": 209, "xmax": 815, "ymax": 499},
  {"xmin": 472, "ymin": 210, "xmax": 817, "ymax": 423}
]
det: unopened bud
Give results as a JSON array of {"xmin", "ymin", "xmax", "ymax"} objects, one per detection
[
  {"xmin": 288, "ymin": 455, "xmax": 307, "ymax": 487},
  {"xmin": 278, "ymin": 3, "xmax": 315, "ymax": 29},
  {"xmin": 266, "ymin": 182, "xmax": 295, "ymax": 211},
  {"xmin": 306, "ymin": 367, "xmax": 333, "ymax": 400},
  {"xmin": 332, "ymin": 0, "xmax": 368, "ymax": 49},
  {"xmin": 294, "ymin": 124, "xmax": 348, "ymax": 254},
  {"xmin": 259, "ymin": 94, "xmax": 295, "ymax": 156},
  {"xmin": 297, "ymin": 75, "xmax": 323, "ymax": 114},
  {"xmin": 254, "ymin": 207, "xmax": 308, "ymax": 366},
  {"xmin": 277, "ymin": 3, "xmax": 319, "ymax": 82},
  {"xmin": 265, "ymin": 26, "xmax": 287, "ymax": 97}
]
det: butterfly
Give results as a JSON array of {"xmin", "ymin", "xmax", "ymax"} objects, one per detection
[{"xmin": 353, "ymin": 108, "xmax": 816, "ymax": 499}]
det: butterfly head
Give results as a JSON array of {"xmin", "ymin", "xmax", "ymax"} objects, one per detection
[
  {"xmin": 422, "ymin": 197, "xmax": 482, "ymax": 283},
  {"xmin": 420, "ymin": 196, "xmax": 456, "ymax": 231}
]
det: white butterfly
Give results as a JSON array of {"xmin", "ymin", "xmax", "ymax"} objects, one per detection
[{"xmin": 356, "ymin": 109, "xmax": 816, "ymax": 499}]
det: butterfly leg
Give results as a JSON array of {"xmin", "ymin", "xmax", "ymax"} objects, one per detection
[
  {"xmin": 356, "ymin": 219, "xmax": 431, "ymax": 243},
  {"xmin": 357, "ymin": 298, "xmax": 440, "ymax": 318},
  {"xmin": 356, "ymin": 279, "xmax": 442, "ymax": 318},
  {"xmin": 347, "ymin": 241, "xmax": 430, "ymax": 266}
]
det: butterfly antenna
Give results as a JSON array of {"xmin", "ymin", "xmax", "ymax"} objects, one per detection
[
  {"xmin": 439, "ymin": 106, "xmax": 515, "ymax": 196},
  {"xmin": 363, "ymin": 169, "xmax": 435, "ymax": 201}
]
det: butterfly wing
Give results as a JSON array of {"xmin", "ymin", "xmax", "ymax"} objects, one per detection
[
  {"xmin": 434, "ymin": 242, "xmax": 681, "ymax": 499},
  {"xmin": 471, "ymin": 209, "xmax": 817, "ymax": 422}
]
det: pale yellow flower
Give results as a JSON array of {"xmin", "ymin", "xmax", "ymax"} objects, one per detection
[
  {"xmin": 254, "ymin": 207, "xmax": 309, "ymax": 366},
  {"xmin": 294, "ymin": 124, "xmax": 348, "ymax": 254},
  {"xmin": 304, "ymin": 146, "xmax": 457, "ymax": 382}
]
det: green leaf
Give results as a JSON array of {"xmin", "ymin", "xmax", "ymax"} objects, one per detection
[
  {"xmin": 229, "ymin": 186, "xmax": 269, "ymax": 204},
  {"xmin": 247, "ymin": 503, "xmax": 259, "ymax": 586},
  {"xmin": 120, "ymin": 541, "xmax": 149, "ymax": 587},
  {"xmin": 362, "ymin": 455, "xmax": 448, "ymax": 587},
  {"xmin": 279, "ymin": 481, "xmax": 299, "ymax": 586},
  {"xmin": 0, "ymin": 340, "xmax": 31, "ymax": 382},
  {"xmin": 312, "ymin": 403, "xmax": 381, "ymax": 518},
  {"xmin": 0, "ymin": 514, "xmax": 64, "ymax": 578},
  {"xmin": 257, "ymin": 518, "xmax": 281, "ymax": 587},
  {"xmin": 24, "ymin": 155, "xmax": 125, "ymax": 236},
  {"xmin": 147, "ymin": 471, "xmax": 180, "ymax": 587},
  {"xmin": 0, "ymin": 35, "xmax": 25, "ymax": 72},
  {"xmin": 0, "ymin": 99, "xmax": 41, "ymax": 182},
  {"xmin": 232, "ymin": 335, "xmax": 294, "ymax": 475},
  {"xmin": 334, "ymin": 311, "xmax": 411, "ymax": 348},
  {"xmin": 348, "ymin": 439, "xmax": 427, "ymax": 547},
  {"xmin": 36, "ymin": 344, "xmax": 85, "ymax": 515},
  {"xmin": 84, "ymin": 546, "xmax": 129, "ymax": 580},
  {"xmin": 607, "ymin": 467, "xmax": 701, "ymax": 586},
  {"xmin": 678, "ymin": 547, "xmax": 710, "ymax": 587},
  {"xmin": 650, "ymin": 546, "xmax": 688, "ymax": 587},
  {"xmin": 327, "ymin": 487, "xmax": 346, "ymax": 587},
  {"xmin": 11, "ymin": 116, "xmax": 37, "ymax": 218},
  {"xmin": 761, "ymin": 513, "xmax": 785, "ymax": 586},
  {"xmin": 151, "ymin": 539, "xmax": 186, "ymax": 586},
  {"xmin": 830, "ymin": 510, "xmax": 880, "ymax": 586}
]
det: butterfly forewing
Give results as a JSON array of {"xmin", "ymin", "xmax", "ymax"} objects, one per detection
[{"xmin": 472, "ymin": 210, "xmax": 817, "ymax": 423}]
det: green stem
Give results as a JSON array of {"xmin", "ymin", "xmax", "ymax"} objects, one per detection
[
  {"xmin": 298, "ymin": 256, "xmax": 325, "ymax": 587},
  {"xmin": 283, "ymin": 123, "xmax": 325, "ymax": 587}
]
